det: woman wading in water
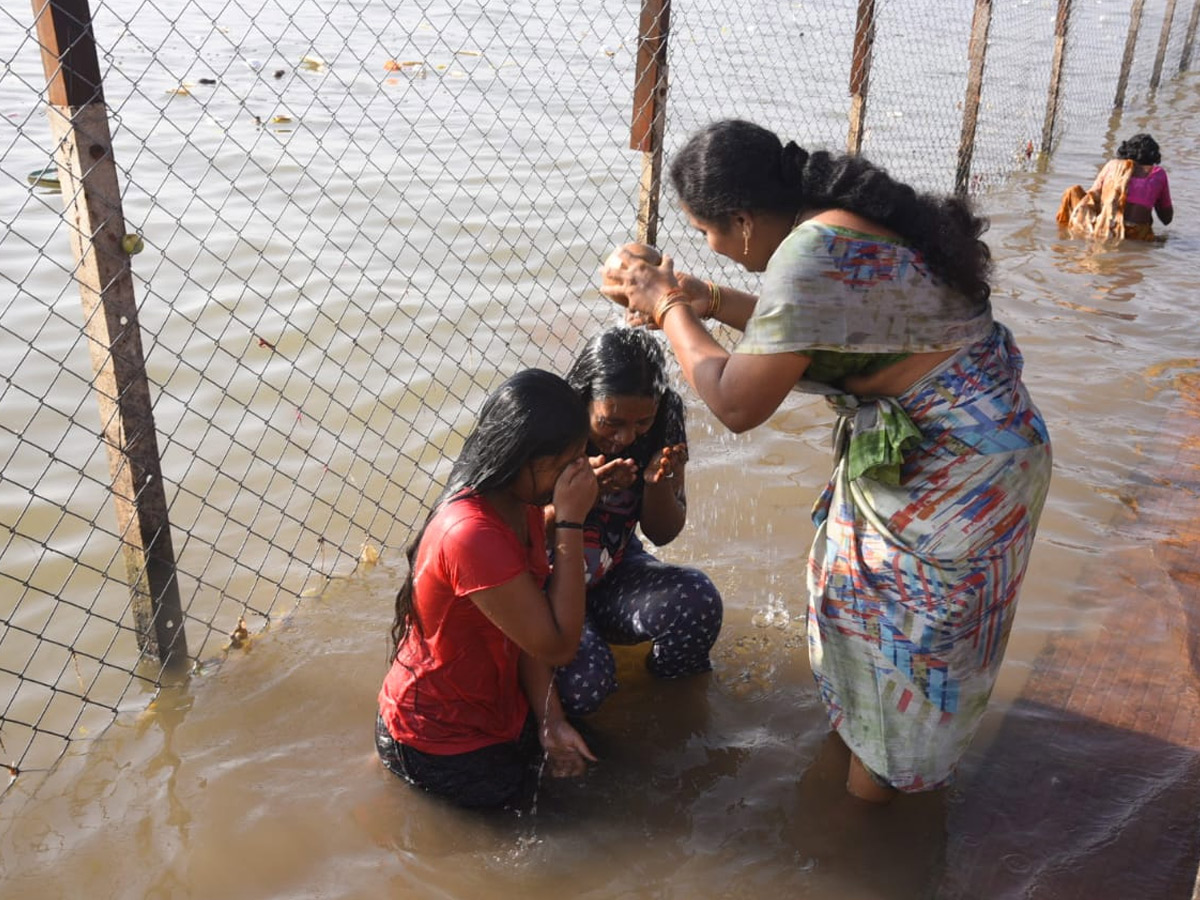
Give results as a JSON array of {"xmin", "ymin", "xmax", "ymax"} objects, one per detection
[{"xmin": 601, "ymin": 119, "xmax": 1052, "ymax": 802}]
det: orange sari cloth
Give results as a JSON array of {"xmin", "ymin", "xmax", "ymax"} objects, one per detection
[{"xmin": 1055, "ymin": 158, "xmax": 1135, "ymax": 240}]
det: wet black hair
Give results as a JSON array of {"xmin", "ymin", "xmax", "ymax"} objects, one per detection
[
  {"xmin": 1117, "ymin": 133, "xmax": 1162, "ymax": 166},
  {"xmin": 668, "ymin": 119, "xmax": 993, "ymax": 308},
  {"xmin": 389, "ymin": 369, "xmax": 588, "ymax": 651},
  {"xmin": 567, "ymin": 327, "xmax": 668, "ymax": 402},
  {"xmin": 565, "ymin": 327, "xmax": 679, "ymax": 454}
]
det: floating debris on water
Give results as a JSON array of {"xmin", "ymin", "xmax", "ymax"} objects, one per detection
[
  {"xmin": 198, "ymin": 77, "xmax": 217, "ymax": 85},
  {"xmin": 166, "ymin": 83, "xmax": 193, "ymax": 96},
  {"xmin": 271, "ymin": 114, "xmax": 293, "ymax": 124},
  {"xmin": 227, "ymin": 616, "xmax": 250, "ymax": 649},
  {"xmin": 386, "ymin": 59, "xmax": 429, "ymax": 73},
  {"xmin": 299, "ymin": 55, "xmax": 327, "ymax": 72},
  {"xmin": 384, "ymin": 59, "xmax": 428, "ymax": 78},
  {"xmin": 26, "ymin": 166, "xmax": 61, "ymax": 190}
]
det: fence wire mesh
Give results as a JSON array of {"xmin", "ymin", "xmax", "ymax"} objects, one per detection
[{"xmin": 0, "ymin": 0, "xmax": 1194, "ymax": 801}]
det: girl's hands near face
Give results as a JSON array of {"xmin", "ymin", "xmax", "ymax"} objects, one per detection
[
  {"xmin": 551, "ymin": 456, "xmax": 598, "ymax": 524},
  {"xmin": 590, "ymin": 454, "xmax": 638, "ymax": 493},
  {"xmin": 645, "ymin": 442, "xmax": 688, "ymax": 484},
  {"xmin": 540, "ymin": 719, "xmax": 597, "ymax": 778}
]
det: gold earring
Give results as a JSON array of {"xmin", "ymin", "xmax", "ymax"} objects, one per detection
[{"xmin": 742, "ymin": 225, "xmax": 751, "ymax": 256}]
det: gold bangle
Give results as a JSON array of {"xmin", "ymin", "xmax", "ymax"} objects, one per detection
[
  {"xmin": 654, "ymin": 298, "xmax": 688, "ymax": 327},
  {"xmin": 653, "ymin": 289, "xmax": 690, "ymax": 327},
  {"xmin": 704, "ymin": 281, "xmax": 722, "ymax": 319}
]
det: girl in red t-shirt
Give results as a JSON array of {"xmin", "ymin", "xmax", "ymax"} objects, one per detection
[{"xmin": 376, "ymin": 369, "xmax": 598, "ymax": 808}]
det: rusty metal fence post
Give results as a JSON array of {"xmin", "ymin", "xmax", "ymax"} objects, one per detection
[
  {"xmin": 847, "ymin": 0, "xmax": 877, "ymax": 155},
  {"xmin": 1181, "ymin": 0, "xmax": 1200, "ymax": 70},
  {"xmin": 1151, "ymin": 0, "xmax": 1180, "ymax": 87},
  {"xmin": 1115, "ymin": 0, "xmax": 1147, "ymax": 107},
  {"xmin": 956, "ymin": 0, "xmax": 993, "ymax": 195},
  {"xmin": 31, "ymin": 0, "xmax": 187, "ymax": 667},
  {"xmin": 1040, "ymin": 0, "xmax": 1073, "ymax": 156},
  {"xmin": 631, "ymin": 0, "xmax": 670, "ymax": 247}
]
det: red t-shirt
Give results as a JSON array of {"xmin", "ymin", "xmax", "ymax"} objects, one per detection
[{"xmin": 377, "ymin": 494, "xmax": 549, "ymax": 754}]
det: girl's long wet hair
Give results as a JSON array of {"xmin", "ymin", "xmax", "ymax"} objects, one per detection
[
  {"xmin": 565, "ymin": 327, "xmax": 680, "ymax": 454},
  {"xmin": 389, "ymin": 369, "xmax": 588, "ymax": 654},
  {"xmin": 669, "ymin": 119, "xmax": 994, "ymax": 309},
  {"xmin": 1117, "ymin": 133, "xmax": 1161, "ymax": 166}
]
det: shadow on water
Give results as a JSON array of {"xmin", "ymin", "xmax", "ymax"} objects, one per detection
[{"xmin": 938, "ymin": 701, "xmax": 1200, "ymax": 900}]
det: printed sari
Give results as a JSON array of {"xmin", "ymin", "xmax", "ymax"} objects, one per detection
[{"xmin": 740, "ymin": 222, "xmax": 1052, "ymax": 791}]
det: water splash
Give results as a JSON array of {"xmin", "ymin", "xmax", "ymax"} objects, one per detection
[{"xmin": 751, "ymin": 591, "xmax": 792, "ymax": 630}]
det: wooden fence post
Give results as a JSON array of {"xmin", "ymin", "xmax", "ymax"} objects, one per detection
[
  {"xmin": 32, "ymin": 0, "xmax": 188, "ymax": 667},
  {"xmin": 1040, "ymin": 0, "xmax": 1072, "ymax": 155},
  {"xmin": 630, "ymin": 0, "xmax": 670, "ymax": 247},
  {"xmin": 1114, "ymin": 0, "xmax": 1146, "ymax": 108},
  {"xmin": 956, "ymin": 0, "xmax": 993, "ymax": 196},
  {"xmin": 1181, "ymin": 0, "xmax": 1200, "ymax": 71},
  {"xmin": 847, "ymin": 0, "xmax": 877, "ymax": 155},
  {"xmin": 1150, "ymin": 0, "xmax": 1180, "ymax": 88}
]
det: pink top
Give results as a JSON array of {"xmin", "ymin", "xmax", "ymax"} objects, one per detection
[{"xmin": 1125, "ymin": 165, "xmax": 1171, "ymax": 209}]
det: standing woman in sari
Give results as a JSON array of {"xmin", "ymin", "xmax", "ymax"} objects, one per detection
[{"xmin": 601, "ymin": 119, "xmax": 1052, "ymax": 802}]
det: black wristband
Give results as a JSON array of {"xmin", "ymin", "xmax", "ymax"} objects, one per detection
[{"xmin": 554, "ymin": 520, "xmax": 585, "ymax": 530}]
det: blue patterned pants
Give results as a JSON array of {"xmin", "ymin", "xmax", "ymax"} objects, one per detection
[{"xmin": 555, "ymin": 538, "xmax": 722, "ymax": 716}]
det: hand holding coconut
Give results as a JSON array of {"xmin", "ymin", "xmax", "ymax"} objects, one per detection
[{"xmin": 600, "ymin": 242, "xmax": 714, "ymax": 328}]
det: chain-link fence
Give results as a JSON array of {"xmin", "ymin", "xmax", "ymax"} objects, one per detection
[{"xmin": 1, "ymin": 0, "xmax": 1195, "ymax": 802}]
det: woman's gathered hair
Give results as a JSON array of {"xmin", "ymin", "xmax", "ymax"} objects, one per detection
[
  {"xmin": 669, "ymin": 118, "xmax": 994, "ymax": 308},
  {"xmin": 1117, "ymin": 133, "xmax": 1161, "ymax": 166},
  {"xmin": 389, "ymin": 368, "xmax": 588, "ymax": 654},
  {"xmin": 566, "ymin": 326, "xmax": 679, "ymax": 454}
]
